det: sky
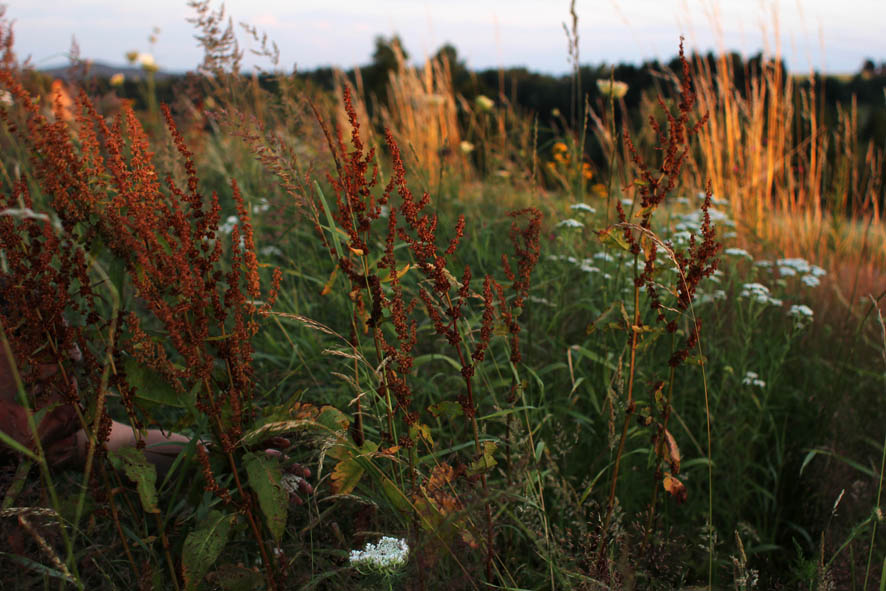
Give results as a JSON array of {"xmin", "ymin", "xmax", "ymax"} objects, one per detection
[{"xmin": 4, "ymin": 0, "xmax": 885, "ymax": 75}]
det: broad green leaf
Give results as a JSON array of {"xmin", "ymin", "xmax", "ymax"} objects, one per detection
[
  {"xmin": 243, "ymin": 451, "xmax": 288, "ymax": 543},
  {"xmin": 597, "ymin": 226, "xmax": 631, "ymax": 251},
  {"xmin": 317, "ymin": 406, "xmax": 349, "ymax": 432},
  {"xmin": 468, "ymin": 441, "xmax": 498, "ymax": 476},
  {"xmin": 182, "ymin": 510, "xmax": 236, "ymax": 591},
  {"xmin": 427, "ymin": 400, "xmax": 463, "ymax": 419},
  {"xmin": 329, "ymin": 440, "xmax": 378, "ymax": 495},
  {"xmin": 124, "ymin": 358, "xmax": 192, "ymax": 408},
  {"xmin": 409, "ymin": 423, "xmax": 434, "ymax": 446},
  {"xmin": 381, "ymin": 477, "xmax": 411, "ymax": 513},
  {"xmin": 108, "ymin": 446, "xmax": 160, "ymax": 513}
]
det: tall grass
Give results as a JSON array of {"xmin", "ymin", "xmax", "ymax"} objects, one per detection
[{"xmin": 0, "ymin": 2, "xmax": 884, "ymax": 590}]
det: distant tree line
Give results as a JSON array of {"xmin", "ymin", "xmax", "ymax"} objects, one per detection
[
  {"xmin": 295, "ymin": 36, "xmax": 885, "ymax": 154},
  {"xmin": 40, "ymin": 35, "xmax": 885, "ymax": 165}
]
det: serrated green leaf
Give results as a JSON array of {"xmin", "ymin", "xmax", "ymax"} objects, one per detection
[
  {"xmin": 108, "ymin": 446, "xmax": 160, "ymax": 513},
  {"xmin": 182, "ymin": 510, "xmax": 236, "ymax": 591},
  {"xmin": 243, "ymin": 451, "xmax": 288, "ymax": 542}
]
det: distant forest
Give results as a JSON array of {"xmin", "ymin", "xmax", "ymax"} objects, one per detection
[{"xmin": 40, "ymin": 35, "xmax": 886, "ymax": 163}]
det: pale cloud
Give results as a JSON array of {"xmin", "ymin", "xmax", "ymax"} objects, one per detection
[{"xmin": 5, "ymin": 0, "xmax": 883, "ymax": 74}]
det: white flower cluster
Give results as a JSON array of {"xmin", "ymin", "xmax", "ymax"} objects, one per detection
[
  {"xmin": 546, "ymin": 254, "xmax": 609, "ymax": 277},
  {"xmin": 775, "ymin": 257, "xmax": 826, "ymax": 286},
  {"xmin": 349, "ymin": 536, "xmax": 409, "ymax": 575},
  {"xmin": 696, "ymin": 289, "xmax": 727, "ymax": 305},
  {"xmin": 739, "ymin": 282, "xmax": 782, "ymax": 307},
  {"xmin": 742, "ymin": 371, "xmax": 766, "ymax": 388},
  {"xmin": 788, "ymin": 304, "xmax": 814, "ymax": 327},
  {"xmin": 259, "ymin": 245, "xmax": 283, "ymax": 257},
  {"xmin": 570, "ymin": 203, "xmax": 596, "ymax": 213},
  {"xmin": 695, "ymin": 191, "xmax": 730, "ymax": 207},
  {"xmin": 219, "ymin": 215, "xmax": 239, "ymax": 235},
  {"xmin": 557, "ymin": 218, "xmax": 585, "ymax": 229},
  {"xmin": 253, "ymin": 198, "xmax": 271, "ymax": 214},
  {"xmin": 724, "ymin": 247, "xmax": 752, "ymax": 259}
]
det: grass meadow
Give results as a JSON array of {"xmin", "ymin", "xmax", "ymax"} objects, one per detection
[{"xmin": 0, "ymin": 2, "xmax": 884, "ymax": 589}]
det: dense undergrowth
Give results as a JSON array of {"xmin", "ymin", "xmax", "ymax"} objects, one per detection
[{"xmin": 0, "ymin": 3, "xmax": 884, "ymax": 590}]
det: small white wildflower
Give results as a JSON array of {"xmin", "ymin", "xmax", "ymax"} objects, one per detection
[
  {"xmin": 0, "ymin": 90, "xmax": 12, "ymax": 107},
  {"xmin": 594, "ymin": 252, "xmax": 614, "ymax": 262},
  {"xmin": 219, "ymin": 215, "xmax": 239, "ymax": 235},
  {"xmin": 259, "ymin": 245, "xmax": 283, "ymax": 257},
  {"xmin": 580, "ymin": 263, "xmax": 600, "ymax": 273},
  {"xmin": 379, "ymin": 205, "xmax": 390, "ymax": 218},
  {"xmin": 801, "ymin": 274, "xmax": 820, "ymax": 288},
  {"xmin": 557, "ymin": 218, "xmax": 585, "ymax": 229},
  {"xmin": 671, "ymin": 230, "xmax": 692, "ymax": 243},
  {"xmin": 349, "ymin": 536, "xmax": 410, "ymax": 576},
  {"xmin": 621, "ymin": 198, "xmax": 633, "ymax": 207},
  {"xmin": 778, "ymin": 266, "xmax": 797, "ymax": 277},
  {"xmin": 252, "ymin": 198, "xmax": 271, "ymax": 214},
  {"xmin": 754, "ymin": 260, "xmax": 772, "ymax": 267},
  {"xmin": 570, "ymin": 203, "xmax": 596, "ymax": 214},
  {"xmin": 528, "ymin": 295, "xmax": 555, "ymax": 307},
  {"xmin": 722, "ymin": 231, "xmax": 737, "ymax": 239},
  {"xmin": 810, "ymin": 265, "xmax": 827, "ymax": 277},
  {"xmin": 697, "ymin": 289, "xmax": 726, "ymax": 305},
  {"xmin": 742, "ymin": 371, "xmax": 766, "ymax": 388},
  {"xmin": 675, "ymin": 197, "xmax": 690, "ymax": 205},
  {"xmin": 459, "ymin": 140, "xmax": 475, "ymax": 153},
  {"xmin": 724, "ymin": 247, "xmax": 752, "ymax": 259}
]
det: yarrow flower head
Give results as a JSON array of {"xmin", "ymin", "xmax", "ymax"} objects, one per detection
[
  {"xmin": 557, "ymin": 218, "xmax": 584, "ymax": 229},
  {"xmin": 570, "ymin": 203, "xmax": 596, "ymax": 214},
  {"xmin": 742, "ymin": 371, "xmax": 766, "ymax": 388},
  {"xmin": 724, "ymin": 247, "xmax": 752, "ymax": 259},
  {"xmin": 739, "ymin": 282, "xmax": 782, "ymax": 307},
  {"xmin": 801, "ymin": 274, "xmax": 821, "ymax": 288},
  {"xmin": 349, "ymin": 536, "xmax": 410, "ymax": 576},
  {"xmin": 788, "ymin": 304, "xmax": 814, "ymax": 328}
]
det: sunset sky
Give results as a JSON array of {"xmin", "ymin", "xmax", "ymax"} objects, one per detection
[{"xmin": 6, "ymin": 0, "xmax": 885, "ymax": 74}]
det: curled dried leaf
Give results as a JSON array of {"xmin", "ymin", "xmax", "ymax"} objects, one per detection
[{"xmin": 662, "ymin": 472, "xmax": 687, "ymax": 504}]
